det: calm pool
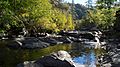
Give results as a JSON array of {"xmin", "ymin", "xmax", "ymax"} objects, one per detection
[{"xmin": 0, "ymin": 40, "xmax": 104, "ymax": 67}]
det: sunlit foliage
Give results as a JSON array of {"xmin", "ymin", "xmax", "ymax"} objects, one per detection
[{"xmin": 0, "ymin": 0, "xmax": 74, "ymax": 35}]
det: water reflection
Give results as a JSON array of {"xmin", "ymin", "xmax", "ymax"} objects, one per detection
[
  {"xmin": 0, "ymin": 40, "xmax": 72, "ymax": 67},
  {"xmin": 0, "ymin": 40, "xmax": 104, "ymax": 67},
  {"xmin": 73, "ymin": 51, "xmax": 96, "ymax": 67}
]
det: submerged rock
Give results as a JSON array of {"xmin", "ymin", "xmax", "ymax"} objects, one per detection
[{"xmin": 7, "ymin": 40, "xmax": 22, "ymax": 49}]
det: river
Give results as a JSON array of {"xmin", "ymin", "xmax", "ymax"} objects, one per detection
[{"xmin": 0, "ymin": 39, "xmax": 105, "ymax": 67}]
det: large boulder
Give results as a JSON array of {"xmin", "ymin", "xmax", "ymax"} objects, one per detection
[
  {"xmin": 17, "ymin": 50, "xmax": 75, "ymax": 67},
  {"xmin": 8, "ymin": 37, "xmax": 50, "ymax": 49},
  {"xmin": 21, "ymin": 37, "xmax": 50, "ymax": 49}
]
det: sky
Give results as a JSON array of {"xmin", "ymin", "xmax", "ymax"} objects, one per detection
[
  {"xmin": 64, "ymin": 0, "xmax": 120, "ymax": 6},
  {"xmin": 64, "ymin": 0, "xmax": 97, "ymax": 6}
]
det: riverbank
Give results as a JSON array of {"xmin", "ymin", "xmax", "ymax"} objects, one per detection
[{"xmin": 5, "ymin": 30, "xmax": 104, "ymax": 49}]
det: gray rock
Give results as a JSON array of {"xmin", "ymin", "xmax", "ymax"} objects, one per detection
[
  {"xmin": 112, "ymin": 54, "xmax": 120, "ymax": 64},
  {"xmin": 53, "ymin": 37, "xmax": 72, "ymax": 43},
  {"xmin": 17, "ymin": 61, "xmax": 42, "ymax": 67},
  {"xmin": 35, "ymin": 50, "xmax": 75, "ymax": 67},
  {"xmin": 39, "ymin": 37, "xmax": 63, "ymax": 45},
  {"xmin": 21, "ymin": 38, "xmax": 50, "ymax": 49},
  {"xmin": 69, "ymin": 37, "xmax": 82, "ymax": 42},
  {"xmin": 8, "ymin": 37, "xmax": 50, "ymax": 49},
  {"xmin": 17, "ymin": 50, "xmax": 75, "ymax": 67}
]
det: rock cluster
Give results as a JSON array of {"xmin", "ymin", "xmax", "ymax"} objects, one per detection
[
  {"xmin": 8, "ymin": 37, "xmax": 72, "ymax": 49},
  {"xmin": 7, "ymin": 31, "xmax": 102, "ymax": 49},
  {"xmin": 98, "ymin": 40, "xmax": 120, "ymax": 67}
]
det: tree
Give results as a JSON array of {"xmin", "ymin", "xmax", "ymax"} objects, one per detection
[
  {"xmin": 96, "ymin": 0, "xmax": 117, "ymax": 9},
  {"xmin": 77, "ymin": 8, "xmax": 116, "ymax": 30},
  {"xmin": 114, "ymin": 9, "xmax": 120, "ymax": 31},
  {"xmin": 74, "ymin": 4, "xmax": 87, "ymax": 20},
  {"xmin": 0, "ymin": 0, "xmax": 53, "ymax": 35},
  {"xmin": 0, "ymin": 0, "xmax": 75, "ymax": 36},
  {"xmin": 90, "ymin": 8, "xmax": 116, "ymax": 30}
]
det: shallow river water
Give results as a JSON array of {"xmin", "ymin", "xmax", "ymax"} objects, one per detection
[{"xmin": 0, "ymin": 40, "xmax": 105, "ymax": 67}]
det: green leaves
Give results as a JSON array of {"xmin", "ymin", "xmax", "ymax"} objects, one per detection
[
  {"xmin": 78, "ymin": 8, "xmax": 117, "ymax": 30},
  {"xmin": 0, "ymin": 0, "xmax": 75, "ymax": 34},
  {"xmin": 93, "ymin": 8, "xmax": 116, "ymax": 30}
]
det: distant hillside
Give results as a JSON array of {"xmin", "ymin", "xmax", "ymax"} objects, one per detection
[
  {"xmin": 66, "ymin": 3, "xmax": 87, "ymax": 20},
  {"xmin": 74, "ymin": 4, "xmax": 87, "ymax": 20}
]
